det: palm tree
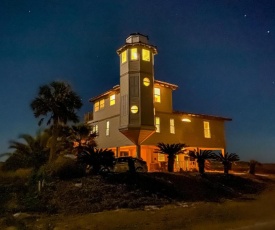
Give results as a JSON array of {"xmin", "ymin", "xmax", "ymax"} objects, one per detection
[
  {"xmin": 154, "ymin": 143, "xmax": 187, "ymax": 172},
  {"xmin": 77, "ymin": 147, "xmax": 115, "ymax": 174},
  {"xmin": 69, "ymin": 123, "xmax": 97, "ymax": 154},
  {"xmin": 189, "ymin": 150, "xmax": 215, "ymax": 174},
  {"xmin": 30, "ymin": 81, "xmax": 82, "ymax": 162},
  {"xmin": 213, "ymin": 152, "xmax": 240, "ymax": 174},
  {"xmin": 4, "ymin": 131, "xmax": 50, "ymax": 170}
]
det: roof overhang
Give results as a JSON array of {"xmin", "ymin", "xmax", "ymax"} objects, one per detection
[
  {"xmin": 116, "ymin": 43, "xmax": 158, "ymax": 55},
  {"xmin": 173, "ymin": 111, "xmax": 232, "ymax": 121},
  {"xmin": 89, "ymin": 80, "xmax": 178, "ymax": 102},
  {"xmin": 89, "ymin": 85, "xmax": 120, "ymax": 103}
]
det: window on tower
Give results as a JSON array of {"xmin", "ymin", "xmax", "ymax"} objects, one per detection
[
  {"xmin": 143, "ymin": 77, "xmax": 150, "ymax": 86},
  {"xmin": 121, "ymin": 50, "xmax": 127, "ymax": 63},
  {"xmin": 142, "ymin": 49, "xmax": 150, "ymax": 61},
  {"xmin": 131, "ymin": 48, "xmax": 138, "ymax": 60},
  {"xmin": 154, "ymin": 88, "xmax": 161, "ymax": 102},
  {"xmin": 130, "ymin": 105, "xmax": 138, "ymax": 114}
]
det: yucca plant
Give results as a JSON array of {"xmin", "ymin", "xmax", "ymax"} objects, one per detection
[
  {"xmin": 154, "ymin": 143, "xmax": 187, "ymax": 172},
  {"xmin": 77, "ymin": 148, "xmax": 115, "ymax": 174},
  {"xmin": 189, "ymin": 150, "xmax": 215, "ymax": 174},
  {"xmin": 249, "ymin": 160, "xmax": 261, "ymax": 175},
  {"xmin": 213, "ymin": 152, "xmax": 240, "ymax": 174}
]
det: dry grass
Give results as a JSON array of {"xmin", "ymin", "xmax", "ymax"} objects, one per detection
[
  {"xmin": 0, "ymin": 172, "xmax": 274, "ymax": 229},
  {"xmin": 10, "ymin": 181, "xmax": 275, "ymax": 230}
]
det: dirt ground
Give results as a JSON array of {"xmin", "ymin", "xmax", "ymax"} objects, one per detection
[{"xmin": 1, "ymin": 173, "xmax": 275, "ymax": 230}]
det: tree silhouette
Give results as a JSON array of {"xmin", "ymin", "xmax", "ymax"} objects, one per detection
[
  {"xmin": 31, "ymin": 81, "xmax": 82, "ymax": 161},
  {"xmin": 213, "ymin": 152, "xmax": 240, "ymax": 174},
  {"xmin": 189, "ymin": 150, "xmax": 215, "ymax": 174},
  {"xmin": 154, "ymin": 143, "xmax": 187, "ymax": 172}
]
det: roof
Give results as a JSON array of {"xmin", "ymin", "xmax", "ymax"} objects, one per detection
[
  {"xmin": 116, "ymin": 43, "xmax": 158, "ymax": 55},
  {"xmin": 155, "ymin": 79, "xmax": 178, "ymax": 90},
  {"xmin": 173, "ymin": 111, "xmax": 232, "ymax": 121},
  {"xmin": 89, "ymin": 79, "xmax": 178, "ymax": 102},
  {"xmin": 89, "ymin": 85, "xmax": 120, "ymax": 102}
]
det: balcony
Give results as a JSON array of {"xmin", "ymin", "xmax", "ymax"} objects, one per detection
[{"xmin": 84, "ymin": 111, "xmax": 93, "ymax": 122}]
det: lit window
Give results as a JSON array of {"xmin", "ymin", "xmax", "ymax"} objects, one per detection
[
  {"xmin": 106, "ymin": 121, "xmax": 110, "ymax": 136},
  {"xmin": 155, "ymin": 117, "xmax": 160, "ymax": 133},
  {"xmin": 99, "ymin": 99, "xmax": 105, "ymax": 109},
  {"xmin": 142, "ymin": 49, "xmax": 150, "ymax": 61},
  {"xmin": 131, "ymin": 48, "xmax": 138, "ymax": 60},
  {"xmin": 143, "ymin": 77, "xmax": 150, "ymax": 86},
  {"xmin": 154, "ymin": 88, "xmax": 161, "ymax": 102},
  {"xmin": 110, "ymin": 95, "xmax": 115, "ymax": 106},
  {"xmin": 204, "ymin": 121, "xmax": 211, "ymax": 138},
  {"xmin": 94, "ymin": 102, "xmax": 99, "ymax": 112},
  {"xmin": 158, "ymin": 153, "xmax": 165, "ymax": 162},
  {"xmin": 121, "ymin": 50, "xmax": 127, "ymax": 63},
  {"xmin": 131, "ymin": 105, "xmax": 138, "ymax": 114},
  {"xmin": 170, "ymin": 119, "xmax": 175, "ymax": 134},
  {"xmin": 93, "ymin": 124, "xmax": 99, "ymax": 135}
]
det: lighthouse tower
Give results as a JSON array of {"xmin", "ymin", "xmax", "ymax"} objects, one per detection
[{"xmin": 116, "ymin": 33, "xmax": 157, "ymax": 157}]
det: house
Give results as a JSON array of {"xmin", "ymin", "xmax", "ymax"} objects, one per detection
[{"xmin": 85, "ymin": 33, "xmax": 231, "ymax": 172}]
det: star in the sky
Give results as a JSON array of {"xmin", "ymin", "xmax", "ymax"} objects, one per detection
[
  {"xmin": 28, "ymin": 10, "xmax": 31, "ymax": 13},
  {"xmin": 244, "ymin": 14, "xmax": 247, "ymax": 17},
  {"xmin": 267, "ymin": 30, "xmax": 270, "ymax": 34}
]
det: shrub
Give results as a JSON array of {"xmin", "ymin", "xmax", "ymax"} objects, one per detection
[
  {"xmin": 14, "ymin": 168, "xmax": 33, "ymax": 178},
  {"xmin": 0, "ymin": 168, "xmax": 33, "ymax": 185},
  {"xmin": 38, "ymin": 156, "xmax": 84, "ymax": 180},
  {"xmin": 77, "ymin": 148, "xmax": 115, "ymax": 174}
]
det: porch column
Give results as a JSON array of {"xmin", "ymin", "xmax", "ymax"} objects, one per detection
[
  {"xmin": 116, "ymin": 147, "xmax": 120, "ymax": 157},
  {"xmin": 136, "ymin": 145, "xmax": 141, "ymax": 158}
]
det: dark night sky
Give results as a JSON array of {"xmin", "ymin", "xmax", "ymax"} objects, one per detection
[{"xmin": 1, "ymin": 0, "xmax": 275, "ymax": 162}]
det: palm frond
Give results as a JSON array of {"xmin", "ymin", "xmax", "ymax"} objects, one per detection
[
  {"xmin": 213, "ymin": 152, "xmax": 240, "ymax": 163},
  {"xmin": 188, "ymin": 150, "xmax": 215, "ymax": 160},
  {"xmin": 154, "ymin": 142, "xmax": 186, "ymax": 156}
]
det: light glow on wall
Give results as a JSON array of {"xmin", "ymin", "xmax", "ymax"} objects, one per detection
[{"xmin": 182, "ymin": 118, "xmax": 191, "ymax": 122}]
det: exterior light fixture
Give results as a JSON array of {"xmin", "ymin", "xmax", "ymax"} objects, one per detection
[{"xmin": 182, "ymin": 118, "xmax": 191, "ymax": 122}]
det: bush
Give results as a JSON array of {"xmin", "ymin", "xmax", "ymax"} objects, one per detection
[
  {"xmin": 0, "ymin": 168, "xmax": 33, "ymax": 185},
  {"xmin": 38, "ymin": 156, "xmax": 85, "ymax": 180}
]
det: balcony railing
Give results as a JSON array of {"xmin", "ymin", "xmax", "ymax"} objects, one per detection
[{"xmin": 84, "ymin": 112, "xmax": 93, "ymax": 122}]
